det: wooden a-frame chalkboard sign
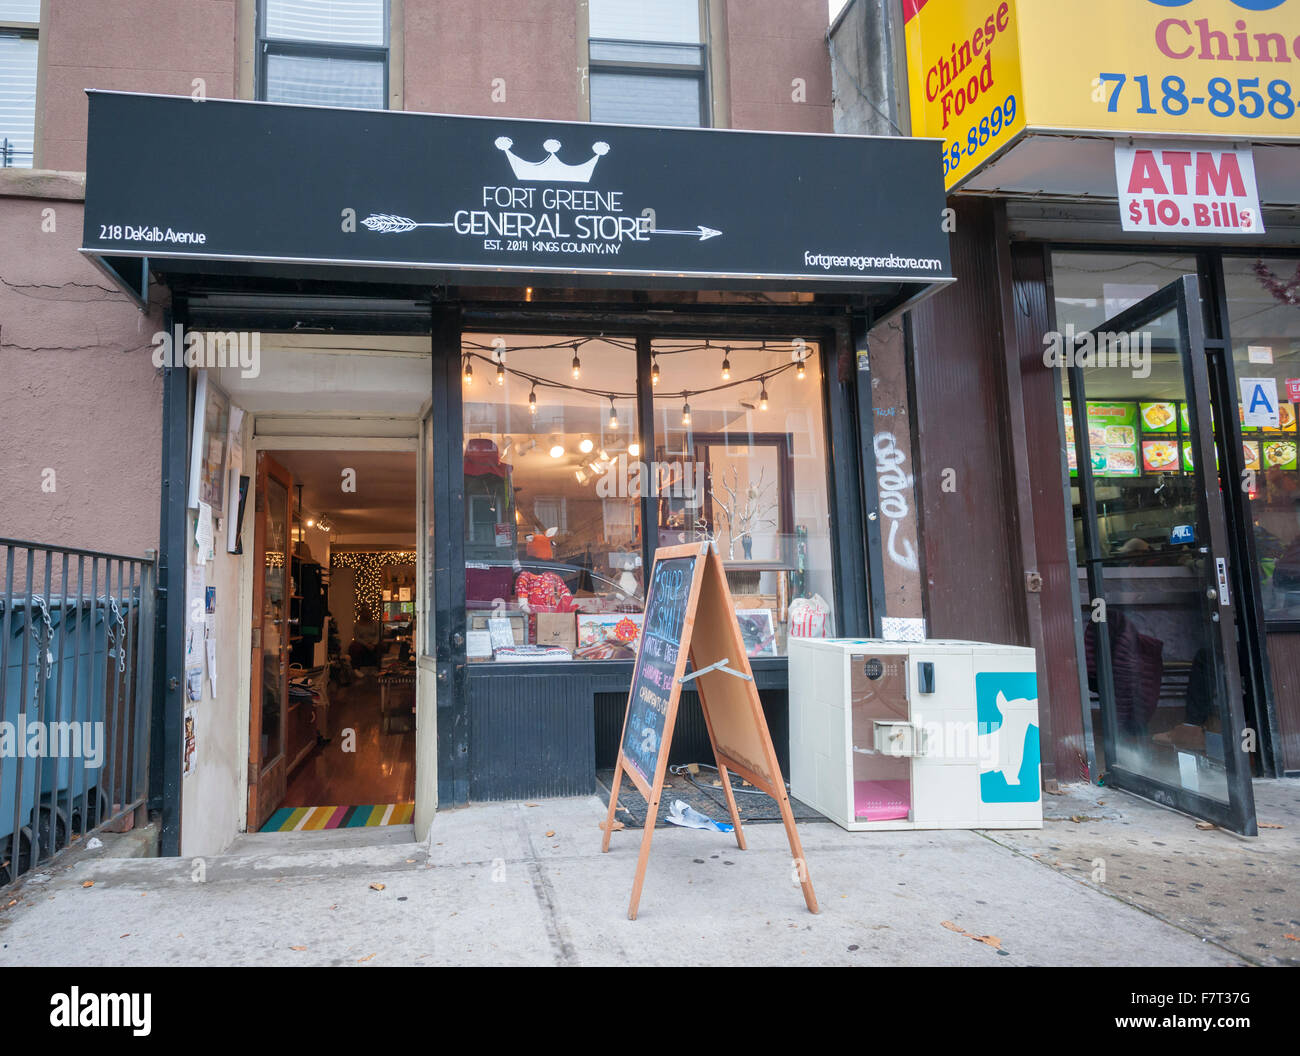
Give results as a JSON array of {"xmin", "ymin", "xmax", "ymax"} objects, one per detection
[{"xmin": 601, "ymin": 541, "xmax": 819, "ymax": 919}]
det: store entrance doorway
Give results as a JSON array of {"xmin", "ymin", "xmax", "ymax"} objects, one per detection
[
  {"xmin": 246, "ymin": 449, "xmax": 418, "ymax": 833},
  {"xmin": 1067, "ymin": 276, "xmax": 1257, "ymax": 834}
]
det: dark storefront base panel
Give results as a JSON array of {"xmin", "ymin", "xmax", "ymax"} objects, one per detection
[
  {"xmin": 467, "ymin": 663, "xmax": 790, "ymax": 801},
  {"xmin": 1265, "ymin": 632, "xmax": 1300, "ymax": 774},
  {"xmin": 594, "ymin": 691, "xmax": 791, "ymax": 775}
]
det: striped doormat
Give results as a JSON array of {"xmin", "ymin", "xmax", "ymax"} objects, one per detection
[{"xmin": 260, "ymin": 803, "xmax": 415, "ymax": 832}]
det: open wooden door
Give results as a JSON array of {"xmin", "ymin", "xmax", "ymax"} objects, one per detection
[{"xmin": 248, "ymin": 452, "xmax": 293, "ymax": 831}]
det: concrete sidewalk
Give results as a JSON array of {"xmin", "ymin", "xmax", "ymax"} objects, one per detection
[{"xmin": 2, "ymin": 780, "xmax": 1292, "ymax": 966}]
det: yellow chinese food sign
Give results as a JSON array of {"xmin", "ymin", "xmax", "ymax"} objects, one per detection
[{"xmin": 905, "ymin": 0, "xmax": 1300, "ymax": 189}]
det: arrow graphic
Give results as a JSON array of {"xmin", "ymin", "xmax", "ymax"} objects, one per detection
[
  {"xmin": 648, "ymin": 225, "xmax": 722, "ymax": 241},
  {"xmin": 363, "ymin": 213, "xmax": 724, "ymax": 242},
  {"xmin": 361, "ymin": 214, "xmax": 454, "ymax": 233}
]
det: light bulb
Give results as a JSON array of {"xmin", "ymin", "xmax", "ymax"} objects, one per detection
[
  {"xmin": 571, "ymin": 353, "xmax": 582, "ymax": 380},
  {"xmin": 528, "ymin": 386, "xmax": 537, "ymax": 414},
  {"xmin": 682, "ymin": 401, "xmax": 692, "ymax": 426},
  {"xmin": 651, "ymin": 358, "xmax": 660, "ymax": 387},
  {"xmin": 579, "ymin": 436, "xmax": 594, "ymax": 454},
  {"xmin": 550, "ymin": 442, "xmax": 564, "ymax": 459},
  {"xmin": 306, "ymin": 519, "xmax": 314, "ymax": 528},
  {"xmin": 609, "ymin": 400, "xmax": 618, "ymax": 430},
  {"xmin": 721, "ymin": 353, "xmax": 731, "ymax": 381},
  {"xmin": 796, "ymin": 357, "xmax": 806, "ymax": 379},
  {"xmin": 759, "ymin": 383, "xmax": 769, "ymax": 412},
  {"xmin": 496, "ymin": 362, "xmax": 505, "ymax": 386},
  {"xmin": 463, "ymin": 358, "xmax": 473, "ymax": 385},
  {"xmin": 628, "ymin": 442, "xmax": 641, "ymax": 458}
]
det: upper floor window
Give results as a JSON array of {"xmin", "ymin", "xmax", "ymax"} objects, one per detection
[
  {"xmin": 588, "ymin": 0, "xmax": 709, "ymax": 128},
  {"xmin": 0, "ymin": 0, "xmax": 39, "ymax": 168},
  {"xmin": 258, "ymin": 0, "xmax": 388, "ymax": 110}
]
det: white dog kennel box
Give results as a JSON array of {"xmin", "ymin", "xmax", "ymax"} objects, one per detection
[{"xmin": 788, "ymin": 639, "xmax": 1043, "ymax": 831}]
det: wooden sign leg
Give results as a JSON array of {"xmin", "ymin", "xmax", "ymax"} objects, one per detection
[
  {"xmin": 775, "ymin": 786, "xmax": 819, "ymax": 914},
  {"xmin": 714, "ymin": 761, "xmax": 747, "ymax": 852},
  {"xmin": 601, "ymin": 759, "xmax": 625, "ymax": 853},
  {"xmin": 627, "ymin": 789, "xmax": 660, "ymax": 920}
]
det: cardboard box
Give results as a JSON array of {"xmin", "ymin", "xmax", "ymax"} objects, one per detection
[{"xmin": 535, "ymin": 611, "xmax": 577, "ymax": 651}]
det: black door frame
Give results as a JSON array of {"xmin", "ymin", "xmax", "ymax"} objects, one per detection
[
  {"xmin": 1204, "ymin": 254, "xmax": 1288, "ymax": 778},
  {"xmin": 1068, "ymin": 275, "xmax": 1257, "ymax": 834},
  {"xmin": 1045, "ymin": 243, "xmax": 1290, "ymax": 782}
]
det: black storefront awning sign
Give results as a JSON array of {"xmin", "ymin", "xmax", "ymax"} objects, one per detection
[{"xmin": 81, "ymin": 91, "xmax": 953, "ymax": 297}]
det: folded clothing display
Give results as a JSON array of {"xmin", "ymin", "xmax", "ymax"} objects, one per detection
[{"xmin": 853, "ymin": 779, "xmax": 911, "ymax": 822}]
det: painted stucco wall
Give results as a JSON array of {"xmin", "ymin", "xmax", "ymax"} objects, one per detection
[
  {"xmin": 38, "ymin": 0, "xmax": 239, "ymax": 172},
  {"xmin": 178, "ymin": 416, "xmax": 249, "ymax": 858},
  {"xmin": 0, "ymin": 184, "xmax": 164, "ymax": 556},
  {"xmin": 404, "ymin": 0, "xmax": 582, "ymax": 120},
  {"xmin": 723, "ymin": 0, "xmax": 834, "ymax": 133}
]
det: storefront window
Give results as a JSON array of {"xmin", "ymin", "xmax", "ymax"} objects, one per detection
[
  {"xmin": 588, "ymin": 0, "xmax": 708, "ymax": 128},
  {"xmin": 460, "ymin": 333, "xmax": 836, "ymax": 662},
  {"xmin": 651, "ymin": 338, "xmax": 835, "ymax": 655},
  {"xmin": 1051, "ymin": 251, "xmax": 1199, "ymax": 339},
  {"xmin": 259, "ymin": 0, "xmax": 388, "ymax": 110},
  {"xmin": 462, "ymin": 335, "xmax": 644, "ymax": 662},
  {"xmin": 1224, "ymin": 256, "xmax": 1300, "ymax": 624}
]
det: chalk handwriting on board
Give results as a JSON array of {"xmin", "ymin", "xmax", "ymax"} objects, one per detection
[{"xmin": 621, "ymin": 555, "xmax": 697, "ymax": 785}]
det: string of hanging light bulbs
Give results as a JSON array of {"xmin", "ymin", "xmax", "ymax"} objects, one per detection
[{"xmin": 459, "ymin": 338, "xmax": 810, "ymax": 417}]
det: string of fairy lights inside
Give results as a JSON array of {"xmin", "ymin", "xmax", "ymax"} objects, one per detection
[
  {"xmin": 331, "ymin": 551, "xmax": 417, "ymax": 623},
  {"xmin": 460, "ymin": 337, "xmax": 811, "ymax": 424}
]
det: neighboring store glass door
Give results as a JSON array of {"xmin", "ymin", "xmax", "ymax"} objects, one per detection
[{"xmin": 1067, "ymin": 276, "xmax": 1257, "ymax": 834}]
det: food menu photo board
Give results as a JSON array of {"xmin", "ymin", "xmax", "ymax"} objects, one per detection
[
  {"xmin": 1068, "ymin": 397, "xmax": 1299, "ymax": 479},
  {"xmin": 1065, "ymin": 401, "xmax": 1140, "ymax": 478}
]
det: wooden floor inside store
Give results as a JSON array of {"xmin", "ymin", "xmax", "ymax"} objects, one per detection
[{"xmin": 281, "ymin": 674, "xmax": 416, "ymax": 809}]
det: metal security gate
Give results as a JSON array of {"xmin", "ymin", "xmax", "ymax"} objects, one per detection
[{"xmin": 0, "ymin": 539, "xmax": 156, "ymax": 886}]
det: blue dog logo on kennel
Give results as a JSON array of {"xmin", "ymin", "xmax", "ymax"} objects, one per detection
[{"xmin": 975, "ymin": 672, "xmax": 1041, "ymax": 804}]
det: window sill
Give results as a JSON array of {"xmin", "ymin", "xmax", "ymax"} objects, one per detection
[{"xmin": 0, "ymin": 168, "xmax": 85, "ymax": 201}]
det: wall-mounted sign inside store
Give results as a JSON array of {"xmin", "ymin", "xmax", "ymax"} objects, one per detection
[
  {"xmin": 81, "ymin": 92, "xmax": 953, "ymax": 291},
  {"xmin": 1114, "ymin": 142, "xmax": 1264, "ymax": 234}
]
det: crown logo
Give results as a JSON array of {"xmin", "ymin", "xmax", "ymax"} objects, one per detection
[{"xmin": 494, "ymin": 136, "xmax": 610, "ymax": 183}]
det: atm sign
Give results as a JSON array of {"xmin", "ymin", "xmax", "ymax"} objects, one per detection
[{"xmin": 1115, "ymin": 143, "xmax": 1264, "ymax": 234}]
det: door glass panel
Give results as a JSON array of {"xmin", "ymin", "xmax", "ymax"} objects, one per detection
[
  {"xmin": 1052, "ymin": 251, "xmax": 1205, "ymax": 336},
  {"xmin": 1068, "ymin": 305, "xmax": 1230, "ymax": 802},
  {"xmin": 262, "ymin": 475, "xmax": 288, "ymax": 765},
  {"xmin": 1223, "ymin": 256, "xmax": 1300, "ymax": 624}
]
